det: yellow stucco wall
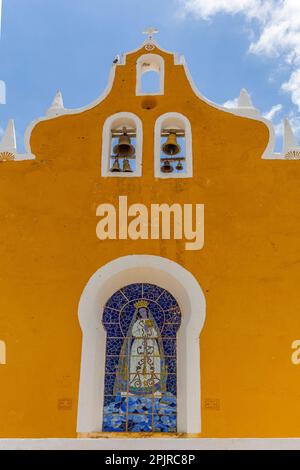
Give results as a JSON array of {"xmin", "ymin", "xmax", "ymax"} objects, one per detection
[{"xmin": 0, "ymin": 44, "xmax": 299, "ymax": 438}]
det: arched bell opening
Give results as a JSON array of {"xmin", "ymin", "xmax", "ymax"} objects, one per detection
[
  {"xmin": 154, "ymin": 113, "xmax": 193, "ymax": 178},
  {"xmin": 101, "ymin": 112, "xmax": 143, "ymax": 177},
  {"xmin": 140, "ymin": 70, "xmax": 161, "ymax": 95},
  {"xmin": 136, "ymin": 54, "xmax": 165, "ymax": 96}
]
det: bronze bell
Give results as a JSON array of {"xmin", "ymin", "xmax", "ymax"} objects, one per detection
[
  {"xmin": 161, "ymin": 160, "xmax": 174, "ymax": 173},
  {"xmin": 122, "ymin": 158, "xmax": 133, "ymax": 173},
  {"xmin": 110, "ymin": 157, "xmax": 121, "ymax": 172},
  {"xmin": 176, "ymin": 161, "xmax": 184, "ymax": 171},
  {"xmin": 162, "ymin": 132, "xmax": 181, "ymax": 156},
  {"xmin": 113, "ymin": 127, "xmax": 135, "ymax": 157}
]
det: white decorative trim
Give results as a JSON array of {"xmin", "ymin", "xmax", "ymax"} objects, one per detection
[
  {"xmin": 22, "ymin": 42, "xmax": 275, "ymax": 161},
  {"xmin": 0, "ymin": 119, "xmax": 35, "ymax": 161},
  {"xmin": 46, "ymin": 90, "xmax": 66, "ymax": 118},
  {"xmin": 77, "ymin": 255, "xmax": 206, "ymax": 434},
  {"xmin": 0, "ymin": 119, "xmax": 17, "ymax": 152},
  {"xmin": 23, "ymin": 64, "xmax": 118, "ymax": 157},
  {"xmin": 101, "ymin": 112, "xmax": 143, "ymax": 177},
  {"xmin": 283, "ymin": 118, "xmax": 300, "ymax": 156},
  {"xmin": 136, "ymin": 54, "xmax": 165, "ymax": 96},
  {"xmin": 154, "ymin": 113, "xmax": 193, "ymax": 178},
  {"xmin": 14, "ymin": 153, "xmax": 35, "ymax": 161}
]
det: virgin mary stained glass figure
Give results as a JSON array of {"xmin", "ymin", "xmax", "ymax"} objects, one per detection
[{"xmin": 114, "ymin": 300, "xmax": 167, "ymax": 396}]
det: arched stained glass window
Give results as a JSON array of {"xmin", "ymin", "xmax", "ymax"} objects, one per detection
[{"xmin": 102, "ymin": 283, "xmax": 181, "ymax": 433}]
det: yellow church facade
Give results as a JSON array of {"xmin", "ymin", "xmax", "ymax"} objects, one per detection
[{"xmin": 0, "ymin": 34, "xmax": 300, "ymax": 439}]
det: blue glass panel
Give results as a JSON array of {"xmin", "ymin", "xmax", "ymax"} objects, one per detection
[
  {"xmin": 105, "ymin": 356, "xmax": 120, "ymax": 373},
  {"xmin": 154, "ymin": 395, "xmax": 177, "ymax": 415},
  {"xmin": 106, "ymin": 338, "xmax": 123, "ymax": 356},
  {"xmin": 127, "ymin": 396, "xmax": 153, "ymax": 414},
  {"xmin": 157, "ymin": 291, "xmax": 178, "ymax": 310},
  {"xmin": 104, "ymin": 394, "xmax": 126, "ymax": 413},
  {"xmin": 153, "ymin": 414, "xmax": 177, "ymax": 432},
  {"xmin": 105, "ymin": 290, "xmax": 127, "ymax": 311},
  {"xmin": 103, "ymin": 395, "xmax": 115, "ymax": 407},
  {"xmin": 105, "ymin": 323, "xmax": 123, "ymax": 338},
  {"xmin": 121, "ymin": 284, "xmax": 143, "ymax": 301},
  {"xmin": 103, "ymin": 307, "xmax": 120, "ymax": 325},
  {"xmin": 166, "ymin": 357, "xmax": 176, "ymax": 374},
  {"xmin": 166, "ymin": 375, "xmax": 177, "ymax": 395},
  {"xmin": 119, "ymin": 303, "xmax": 135, "ymax": 337},
  {"xmin": 143, "ymin": 284, "xmax": 164, "ymax": 301},
  {"xmin": 118, "ymin": 397, "xmax": 128, "ymax": 414},
  {"xmin": 104, "ymin": 374, "xmax": 116, "ymax": 396},
  {"xmin": 165, "ymin": 309, "xmax": 181, "ymax": 324},
  {"xmin": 103, "ymin": 413, "xmax": 126, "ymax": 432},
  {"xmin": 162, "ymin": 339, "xmax": 176, "ymax": 356},
  {"xmin": 147, "ymin": 301, "xmax": 164, "ymax": 331},
  {"xmin": 127, "ymin": 414, "xmax": 153, "ymax": 432},
  {"xmin": 102, "ymin": 283, "xmax": 180, "ymax": 434},
  {"xmin": 162, "ymin": 323, "xmax": 179, "ymax": 338}
]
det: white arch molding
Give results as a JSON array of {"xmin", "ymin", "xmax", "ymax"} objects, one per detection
[{"xmin": 77, "ymin": 255, "xmax": 206, "ymax": 434}]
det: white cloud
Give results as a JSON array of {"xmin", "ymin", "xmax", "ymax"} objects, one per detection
[
  {"xmin": 180, "ymin": 0, "xmax": 271, "ymax": 20},
  {"xmin": 287, "ymin": 112, "xmax": 300, "ymax": 140},
  {"xmin": 274, "ymin": 122, "xmax": 283, "ymax": 137},
  {"xmin": 179, "ymin": 0, "xmax": 300, "ymax": 112},
  {"xmin": 274, "ymin": 111, "xmax": 300, "ymax": 140},
  {"xmin": 282, "ymin": 69, "xmax": 300, "ymax": 109},
  {"xmin": 263, "ymin": 104, "xmax": 283, "ymax": 121},
  {"xmin": 222, "ymin": 97, "xmax": 238, "ymax": 108}
]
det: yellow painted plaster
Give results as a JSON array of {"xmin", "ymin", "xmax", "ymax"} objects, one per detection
[{"xmin": 0, "ymin": 44, "xmax": 299, "ymax": 438}]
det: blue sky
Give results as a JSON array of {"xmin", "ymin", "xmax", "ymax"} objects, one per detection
[{"xmin": 1, "ymin": 0, "xmax": 300, "ymax": 151}]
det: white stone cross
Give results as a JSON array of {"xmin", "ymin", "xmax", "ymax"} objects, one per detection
[{"xmin": 143, "ymin": 27, "xmax": 159, "ymax": 42}]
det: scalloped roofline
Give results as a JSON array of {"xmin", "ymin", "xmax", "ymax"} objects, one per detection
[{"xmin": 23, "ymin": 41, "xmax": 275, "ymax": 159}]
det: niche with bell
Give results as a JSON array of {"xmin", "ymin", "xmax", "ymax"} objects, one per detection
[
  {"xmin": 102, "ymin": 113, "xmax": 142, "ymax": 177},
  {"xmin": 110, "ymin": 126, "xmax": 136, "ymax": 174},
  {"xmin": 160, "ymin": 129, "xmax": 186, "ymax": 174},
  {"xmin": 154, "ymin": 113, "xmax": 192, "ymax": 178}
]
